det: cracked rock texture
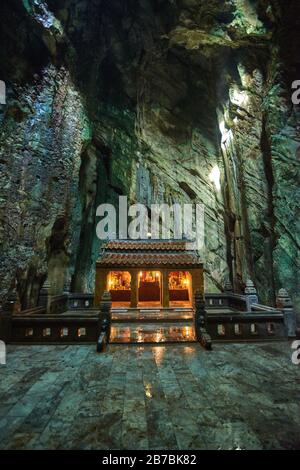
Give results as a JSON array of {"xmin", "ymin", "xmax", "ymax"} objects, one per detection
[{"xmin": 0, "ymin": 0, "xmax": 299, "ymax": 314}]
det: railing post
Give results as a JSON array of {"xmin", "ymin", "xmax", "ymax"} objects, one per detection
[
  {"xmin": 63, "ymin": 282, "xmax": 72, "ymax": 311},
  {"xmin": 97, "ymin": 291, "xmax": 112, "ymax": 352},
  {"xmin": 276, "ymin": 289, "xmax": 296, "ymax": 338},
  {"xmin": 0, "ymin": 290, "xmax": 17, "ymax": 344},
  {"xmin": 63, "ymin": 281, "xmax": 71, "ymax": 296},
  {"xmin": 224, "ymin": 280, "xmax": 233, "ymax": 293},
  {"xmin": 4, "ymin": 288, "xmax": 21, "ymax": 315},
  {"xmin": 194, "ymin": 289, "xmax": 212, "ymax": 350},
  {"xmin": 245, "ymin": 280, "xmax": 258, "ymax": 311},
  {"xmin": 0, "ymin": 310, "xmax": 11, "ymax": 344},
  {"xmin": 38, "ymin": 279, "xmax": 51, "ymax": 312}
]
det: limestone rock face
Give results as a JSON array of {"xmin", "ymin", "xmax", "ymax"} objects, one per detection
[
  {"xmin": 0, "ymin": 64, "xmax": 90, "ymax": 307},
  {"xmin": 0, "ymin": 0, "xmax": 299, "ymax": 314}
]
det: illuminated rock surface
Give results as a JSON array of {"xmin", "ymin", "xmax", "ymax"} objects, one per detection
[{"xmin": 0, "ymin": 1, "xmax": 299, "ymax": 315}]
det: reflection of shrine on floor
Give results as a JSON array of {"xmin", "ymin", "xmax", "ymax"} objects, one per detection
[
  {"xmin": 139, "ymin": 271, "xmax": 161, "ymax": 302},
  {"xmin": 169, "ymin": 271, "xmax": 191, "ymax": 303},
  {"xmin": 110, "ymin": 324, "xmax": 196, "ymax": 343},
  {"xmin": 109, "ymin": 271, "xmax": 131, "ymax": 302}
]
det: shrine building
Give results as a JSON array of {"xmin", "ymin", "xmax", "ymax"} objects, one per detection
[{"xmin": 94, "ymin": 240, "xmax": 204, "ymax": 308}]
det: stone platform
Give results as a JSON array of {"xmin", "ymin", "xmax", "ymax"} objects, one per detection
[
  {"xmin": 110, "ymin": 307, "xmax": 196, "ymax": 343},
  {"xmin": 0, "ymin": 342, "xmax": 299, "ymax": 450}
]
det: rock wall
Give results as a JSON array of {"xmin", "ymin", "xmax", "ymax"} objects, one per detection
[
  {"xmin": 0, "ymin": 0, "xmax": 299, "ymax": 313},
  {"xmin": 0, "ymin": 64, "xmax": 90, "ymax": 307}
]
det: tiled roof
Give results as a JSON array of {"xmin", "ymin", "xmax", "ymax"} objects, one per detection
[
  {"xmin": 97, "ymin": 240, "xmax": 202, "ymax": 268},
  {"xmin": 97, "ymin": 252, "xmax": 201, "ymax": 267},
  {"xmin": 103, "ymin": 240, "xmax": 189, "ymax": 252}
]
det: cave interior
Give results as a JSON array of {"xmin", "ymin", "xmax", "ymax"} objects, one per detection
[{"xmin": 0, "ymin": 0, "xmax": 299, "ymax": 318}]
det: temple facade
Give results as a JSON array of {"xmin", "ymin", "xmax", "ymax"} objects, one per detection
[{"xmin": 94, "ymin": 240, "xmax": 204, "ymax": 308}]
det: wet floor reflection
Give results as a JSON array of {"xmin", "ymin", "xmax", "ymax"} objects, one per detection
[
  {"xmin": 2, "ymin": 343, "xmax": 299, "ymax": 450},
  {"xmin": 152, "ymin": 345, "xmax": 167, "ymax": 365},
  {"xmin": 110, "ymin": 324, "xmax": 196, "ymax": 343}
]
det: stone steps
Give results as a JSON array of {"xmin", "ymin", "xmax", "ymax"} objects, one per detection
[
  {"xmin": 110, "ymin": 321, "xmax": 196, "ymax": 343},
  {"xmin": 112, "ymin": 309, "xmax": 194, "ymax": 322}
]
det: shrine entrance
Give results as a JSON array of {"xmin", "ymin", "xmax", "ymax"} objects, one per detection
[
  {"xmin": 169, "ymin": 271, "xmax": 192, "ymax": 307},
  {"xmin": 138, "ymin": 271, "xmax": 162, "ymax": 307},
  {"xmin": 108, "ymin": 271, "xmax": 131, "ymax": 307}
]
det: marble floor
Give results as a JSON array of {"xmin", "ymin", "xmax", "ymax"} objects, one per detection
[{"xmin": 0, "ymin": 342, "xmax": 299, "ymax": 450}]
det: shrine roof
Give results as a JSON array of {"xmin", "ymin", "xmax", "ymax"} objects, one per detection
[
  {"xmin": 96, "ymin": 239, "xmax": 202, "ymax": 268},
  {"xmin": 103, "ymin": 240, "xmax": 190, "ymax": 251}
]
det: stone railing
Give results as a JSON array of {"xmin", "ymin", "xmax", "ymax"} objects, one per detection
[
  {"xmin": 48, "ymin": 295, "xmax": 68, "ymax": 315},
  {"xmin": 68, "ymin": 293, "xmax": 94, "ymax": 310},
  {"xmin": 250, "ymin": 303, "xmax": 280, "ymax": 313},
  {"xmin": 1, "ymin": 281, "xmax": 296, "ymax": 345},
  {"xmin": 205, "ymin": 293, "xmax": 248, "ymax": 311},
  {"xmin": 206, "ymin": 312, "xmax": 286, "ymax": 342},
  {"xmin": 202, "ymin": 282, "xmax": 297, "ymax": 341},
  {"xmin": 10, "ymin": 315, "xmax": 98, "ymax": 344},
  {"xmin": 3, "ymin": 291, "xmax": 112, "ymax": 349},
  {"xmin": 17, "ymin": 306, "xmax": 46, "ymax": 316}
]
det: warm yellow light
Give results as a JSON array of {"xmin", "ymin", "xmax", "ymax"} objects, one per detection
[
  {"xmin": 145, "ymin": 383, "xmax": 152, "ymax": 398},
  {"xmin": 155, "ymin": 331, "xmax": 162, "ymax": 343},
  {"xmin": 209, "ymin": 166, "xmax": 221, "ymax": 192}
]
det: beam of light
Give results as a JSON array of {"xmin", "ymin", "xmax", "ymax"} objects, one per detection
[
  {"xmin": 230, "ymin": 87, "xmax": 249, "ymax": 108},
  {"xmin": 219, "ymin": 119, "xmax": 231, "ymax": 145},
  {"xmin": 209, "ymin": 166, "xmax": 221, "ymax": 192}
]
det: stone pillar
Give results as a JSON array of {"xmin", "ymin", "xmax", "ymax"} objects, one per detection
[
  {"xmin": 0, "ymin": 289, "xmax": 19, "ymax": 344},
  {"xmin": 94, "ymin": 268, "xmax": 109, "ymax": 307},
  {"xmin": 276, "ymin": 289, "xmax": 296, "ymax": 338},
  {"xmin": 162, "ymin": 270, "xmax": 169, "ymax": 308},
  {"xmin": 245, "ymin": 279, "xmax": 258, "ymax": 311},
  {"xmin": 38, "ymin": 279, "xmax": 51, "ymax": 310},
  {"xmin": 194, "ymin": 289, "xmax": 207, "ymax": 329},
  {"xmin": 0, "ymin": 311, "xmax": 11, "ymax": 344},
  {"xmin": 63, "ymin": 280, "xmax": 71, "ymax": 295},
  {"xmin": 191, "ymin": 268, "xmax": 204, "ymax": 301},
  {"xmin": 97, "ymin": 291, "xmax": 112, "ymax": 352},
  {"xmin": 99, "ymin": 291, "xmax": 112, "ymax": 324},
  {"xmin": 130, "ymin": 270, "xmax": 138, "ymax": 308},
  {"xmin": 224, "ymin": 280, "xmax": 233, "ymax": 293},
  {"xmin": 0, "ymin": 305, "xmax": 12, "ymax": 344},
  {"xmin": 4, "ymin": 288, "xmax": 21, "ymax": 315},
  {"xmin": 194, "ymin": 289, "xmax": 212, "ymax": 350}
]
